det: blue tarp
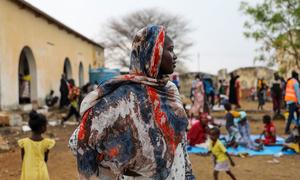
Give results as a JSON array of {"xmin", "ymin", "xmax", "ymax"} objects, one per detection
[{"xmin": 187, "ymin": 135, "xmax": 296, "ymax": 156}]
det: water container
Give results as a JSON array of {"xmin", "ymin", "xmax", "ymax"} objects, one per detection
[{"xmin": 89, "ymin": 68, "xmax": 120, "ymax": 85}]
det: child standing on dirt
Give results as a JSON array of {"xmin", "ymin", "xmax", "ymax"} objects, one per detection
[
  {"xmin": 208, "ymin": 127, "xmax": 237, "ymax": 180},
  {"xmin": 18, "ymin": 110, "xmax": 55, "ymax": 180}
]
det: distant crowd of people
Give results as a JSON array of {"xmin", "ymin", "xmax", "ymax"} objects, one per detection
[
  {"xmin": 189, "ymin": 72, "xmax": 242, "ymax": 115},
  {"xmin": 185, "ymin": 70, "xmax": 300, "ymax": 179},
  {"xmin": 251, "ymin": 70, "xmax": 300, "ymax": 134},
  {"xmin": 188, "ymin": 70, "xmax": 300, "ymax": 134}
]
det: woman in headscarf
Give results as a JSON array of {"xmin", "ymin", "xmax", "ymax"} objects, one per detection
[
  {"xmin": 69, "ymin": 25, "xmax": 195, "ymax": 180},
  {"xmin": 229, "ymin": 73, "xmax": 241, "ymax": 109},
  {"xmin": 189, "ymin": 74, "xmax": 205, "ymax": 117}
]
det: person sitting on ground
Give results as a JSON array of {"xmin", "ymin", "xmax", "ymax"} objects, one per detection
[
  {"xmin": 208, "ymin": 127, "xmax": 237, "ymax": 180},
  {"xmin": 255, "ymin": 115, "xmax": 277, "ymax": 145},
  {"xmin": 18, "ymin": 110, "xmax": 55, "ymax": 180},
  {"xmin": 224, "ymin": 103, "xmax": 241, "ymax": 148},
  {"xmin": 237, "ymin": 112, "xmax": 262, "ymax": 151},
  {"xmin": 187, "ymin": 112, "xmax": 214, "ymax": 146},
  {"xmin": 282, "ymin": 126, "xmax": 300, "ymax": 153},
  {"xmin": 45, "ymin": 90, "xmax": 58, "ymax": 107}
]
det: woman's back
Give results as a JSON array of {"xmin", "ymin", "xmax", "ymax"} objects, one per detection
[{"xmin": 72, "ymin": 81, "xmax": 188, "ymax": 178}]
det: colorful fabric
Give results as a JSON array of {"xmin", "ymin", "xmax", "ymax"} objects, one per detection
[
  {"xmin": 208, "ymin": 139, "xmax": 228, "ymax": 163},
  {"xmin": 189, "ymin": 80, "xmax": 205, "ymax": 115},
  {"xmin": 68, "ymin": 86, "xmax": 80, "ymax": 108},
  {"xmin": 18, "ymin": 138, "xmax": 55, "ymax": 180},
  {"xmin": 187, "ymin": 120, "xmax": 206, "ymax": 146},
  {"xmin": 69, "ymin": 25, "xmax": 193, "ymax": 179},
  {"xmin": 203, "ymin": 79, "xmax": 214, "ymax": 95},
  {"xmin": 225, "ymin": 111, "xmax": 240, "ymax": 130},
  {"xmin": 228, "ymin": 126, "xmax": 242, "ymax": 143},
  {"xmin": 238, "ymin": 122, "xmax": 259, "ymax": 150},
  {"xmin": 285, "ymin": 143, "xmax": 300, "ymax": 153},
  {"xmin": 264, "ymin": 123, "xmax": 276, "ymax": 144}
]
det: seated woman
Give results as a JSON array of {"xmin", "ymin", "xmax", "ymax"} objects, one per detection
[
  {"xmin": 282, "ymin": 126, "xmax": 300, "ymax": 153},
  {"xmin": 255, "ymin": 115, "xmax": 277, "ymax": 145},
  {"xmin": 187, "ymin": 112, "xmax": 214, "ymax": 146},
  {"xmin": 237, "ymin": 112, "xmax": 262, "ymax": 151},
  {"xmin": 45, "ymin": 90, "xmax": 58, "ymax": 107},
  {"xmin": 224, "ymin": 103, "xmax": 241, "ymax": 148}
]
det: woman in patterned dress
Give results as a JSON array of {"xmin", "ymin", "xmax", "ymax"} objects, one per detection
[{"xmin": 69, "ymin": 25, "xmax": 195, "ymax": 180}]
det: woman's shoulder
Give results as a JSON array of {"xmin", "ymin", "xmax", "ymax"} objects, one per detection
[
  {"xmin": 166, "ymin": 81, "xmax": 180, "ymax": 92},
  {"xmin": 107, "ymin": 83, "xmax": 148, "ymax": 100}
]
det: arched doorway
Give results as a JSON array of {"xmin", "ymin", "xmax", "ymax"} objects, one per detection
[
  {"xmin": 79, "ymin": 62, "xmax": 84, "ymax": 87},
  {"xmin": 63, "ymin": 58, "xmax": 72, "ymax": 80},
  {"xmin": 18, "ymin": 47, "xmax": 37, "ymax": 104}
]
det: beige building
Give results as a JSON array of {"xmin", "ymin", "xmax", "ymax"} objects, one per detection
[
  {"xmin": 231, "ymin": 67, "xmax": 275, "ymax": 90},
  {"xmin": 0, "ymin": 0, "xmax": 104, "ymax": 109}
]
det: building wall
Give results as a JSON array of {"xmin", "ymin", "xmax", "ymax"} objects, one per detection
[
  {"xmin": 231, "ymin": 67, "xmax": 275, "ymax": 90},
  {"xmin": 0, "ymin": 0, "xmax": 104, "ymax": 109}
]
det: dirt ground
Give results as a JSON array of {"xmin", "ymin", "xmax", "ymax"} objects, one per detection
[{"xmin": 0, "ymin": 100, "xmax": 299, "ymax": 180}]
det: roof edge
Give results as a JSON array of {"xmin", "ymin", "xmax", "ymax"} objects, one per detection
[{"xmin": 11, "ymin": 0, "xmax": 103, "ymax": 49}]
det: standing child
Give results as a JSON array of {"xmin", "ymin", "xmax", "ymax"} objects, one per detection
[
  {"xmin": 18, "ymin": 110, "xmax": 55, "ymax": 180},
  {"xmin": 255, "ymin": 115, "xmax": 277, "ymax": 145},
  {"xmin": 208, "ymin": 127, "xmax": 237, "ymax": 180}
]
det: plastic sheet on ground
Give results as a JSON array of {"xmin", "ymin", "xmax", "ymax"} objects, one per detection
[{"xmin": 187, "ymin": 135, "xmax": 296, "ymax": 156}]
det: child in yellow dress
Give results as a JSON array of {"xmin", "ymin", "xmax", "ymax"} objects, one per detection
[
  {"xmin": 18, "ymin": 110, "xmax": 55, "ymax": 180},
  {"xmin": 208, "ymin": 127, "xmax": 236, "ymax": 180}
]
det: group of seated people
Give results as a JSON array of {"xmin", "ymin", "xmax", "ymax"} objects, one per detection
[
  {"xmin": 224, "ymin": 103, "xmax": 271, "ymax": 151},
  {"xmin": 187, "ymin": 102, "xmax": 300, "ymax": 153}
]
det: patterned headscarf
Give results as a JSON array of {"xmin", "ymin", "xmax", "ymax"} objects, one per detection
[{"xmin": 69, "ymin": 25, "xmax": 188, "ymax": 179}]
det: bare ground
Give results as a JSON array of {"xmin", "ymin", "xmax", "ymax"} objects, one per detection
[{"xmin": 0, "ymin": 101, "xmax": 299, "ymax": 180}]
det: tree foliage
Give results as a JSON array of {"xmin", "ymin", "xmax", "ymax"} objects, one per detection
[
  {"xmin": 101, "ymin": 8, "xmax": 193, "ymax": 72},
  {"xmin": 240, "ymin": 0, "xmax": 300, "ymax": 68}
]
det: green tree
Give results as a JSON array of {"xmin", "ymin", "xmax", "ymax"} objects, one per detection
[
  {"xmin": 100, "ymin": 8, "xmax": 193, "ymax": 72},
  {"xmin": 240, "ymin": 0, "xmax": 300, "ymax": 68}
]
